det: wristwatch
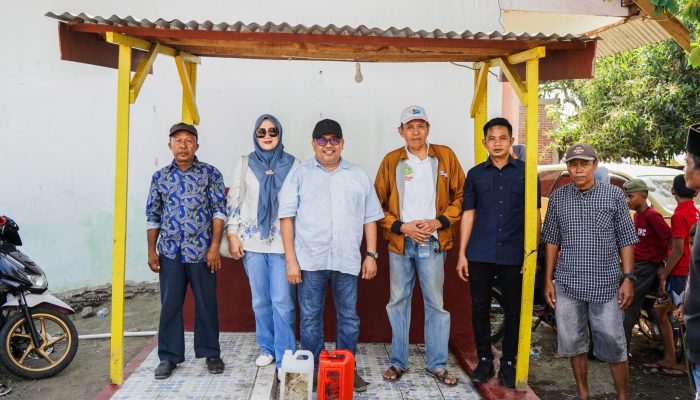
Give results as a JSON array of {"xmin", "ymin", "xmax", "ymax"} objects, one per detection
[
  {"xmin": 365, "ymin": 251, "xmax": 379, "ymax": 260},
  {"xmin": 622, "ymin": 273, "xmax": 637, "ymax": 283}
]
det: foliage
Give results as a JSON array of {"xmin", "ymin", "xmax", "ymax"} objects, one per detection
[
  {"xmin": 652, "ymin": 0, "xmax": 681, "ymax": 15},
  {"xmin": 541, "ymin": 40, "xmax": 700, "ymax": 163}
]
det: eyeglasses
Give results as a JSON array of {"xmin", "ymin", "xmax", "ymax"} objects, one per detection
[
  {"xmin": 255, "ymin": 127, "xmax": 280, "ymax": 138},
  {"xmin": 315, "ymin": 137, "xmax": 341, "ymax": 146}
]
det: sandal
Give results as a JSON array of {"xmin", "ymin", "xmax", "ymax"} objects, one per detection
[
  {"xmin": 0, "ymin": 384, "xmax": 11, "ymax": 397},
  {"xmin": 661, "ymin": 368, "xmax": 687, "ymax": 377},
  {"xmin": 382, "ymin": 365, "xmax": 406, "ymax": 382},
  {"xmin": 426, "ymin": 368, "xmax": 458, "ymax": 386}
]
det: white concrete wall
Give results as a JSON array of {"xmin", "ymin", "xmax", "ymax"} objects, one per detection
[{"xmin": 2, "ymin": 1, "xmax": 503, "ymax": 291}]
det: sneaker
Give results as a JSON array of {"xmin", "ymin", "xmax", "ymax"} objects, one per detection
[
  {"xmin": 255, "ymin": 353, "xmax": 275, "ymax": 367},
  {"xmin": 498, "ymin": 360, "xmax": 516, "ymax": 388},
  {"xmin": 471, "ymin": 357, "xmax": 494, "ymax": 383},
  {"xmin": 354, "ymin": 370, "xmax": 369, "ymax": 392}
]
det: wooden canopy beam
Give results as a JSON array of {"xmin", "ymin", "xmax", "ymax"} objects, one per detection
[
  {"xmin": 105, "ymin": 32, "xmax": 201, "ymax": 64},
  {"xmin": 633, "ymin": 0, "xmax": 691, "ymax": 51}
]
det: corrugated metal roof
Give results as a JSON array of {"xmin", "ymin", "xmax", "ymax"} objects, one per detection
[
  {"xmin": 593, "ymin": 16, "xmax": 673, "ymax": 57},
  {"xmin": 46, "ymin": 12, "xmax": 595, "ymax": 42}
]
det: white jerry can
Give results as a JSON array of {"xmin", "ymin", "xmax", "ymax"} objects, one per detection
[{"xmin": 278, "ymin": 350, "xmax": 314, "ymax": 400}]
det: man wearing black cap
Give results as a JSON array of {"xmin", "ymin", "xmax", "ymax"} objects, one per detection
[
  {"xmin": 278, "ymin": 119, "xmax": 384, "ymax": 392},
  {"xmin": 541, "ymin": 143, "xmax": 637, "ymax": 400},
  {"xmin": 146, "ymin": 122, "xmax": 226, "ymax": 379},
  {"xmin": 679, "ymin": 123, "xmax": 700, "ymax": 397}
]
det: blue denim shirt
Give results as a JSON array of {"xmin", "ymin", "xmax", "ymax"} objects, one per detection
[
  {"xmin": 278, "ymin": 157, "xmax": 385, "ymax": 275},
  {"xmin": 146, "ymin": 158, "xmax": 226, "ymax": 263},
  {"xmin": 463, "ymin": 156, "xmax": 540, "ymax": 266}
]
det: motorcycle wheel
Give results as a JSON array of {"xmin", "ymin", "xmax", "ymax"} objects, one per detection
[
  {"xmin": 0, "ymin": 307, "xmax": 78, "ymax": 379},
  {"xmin": 490, "ymin": 288, "xmax": 505, "ymax": 343}
]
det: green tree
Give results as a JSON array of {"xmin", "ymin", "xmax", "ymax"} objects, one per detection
[{"xmin": 543, "ymin": 39, "xmax": 700, "ymax": 163}]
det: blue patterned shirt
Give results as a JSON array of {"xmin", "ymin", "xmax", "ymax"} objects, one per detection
[{"xmin": 146, "ymin": 158, "xmax": 226, "ymax": 263}]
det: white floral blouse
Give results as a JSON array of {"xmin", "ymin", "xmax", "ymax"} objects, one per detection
[{"xmin": 225, "ymin": 157, "xmax": 300, "ymax": 254}]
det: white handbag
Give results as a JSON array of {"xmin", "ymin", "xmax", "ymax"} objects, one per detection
[{"xmin": 219, "ymin": 155, "xmax": 248, "ymax": 259}]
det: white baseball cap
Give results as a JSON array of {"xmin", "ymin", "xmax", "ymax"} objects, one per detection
[{"xmin": 400, "ymin": 105, "xmax": 429, "ymax": 125}]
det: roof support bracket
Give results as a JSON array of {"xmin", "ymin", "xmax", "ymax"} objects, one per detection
[
  {"xmin": 175, "ymin": 55, "xmax": 200, "ymax": 125},
  {"xmin": 495, "ymin": 57, "xmax": 528, "ymax": 106},
  {"xmin": 129, "ymin": 43, "xmax": 160, "ymax": 104},
  {"xmin": 469, "ymin": 61, "xmax": 489, "ymax": 118}
]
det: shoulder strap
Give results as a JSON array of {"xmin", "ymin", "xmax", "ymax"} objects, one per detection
[{"xmin": 239, "ymin": 155, "xmax": 248, "ymax": 210}]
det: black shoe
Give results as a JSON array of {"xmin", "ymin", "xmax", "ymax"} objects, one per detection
[
  {"xmin": 206, "ymin": 356, "xmax": 225, "ymax": 374},
  {"xmin": 498, "ymin": 360, "xmax": 516, "ymax": 389},
  {"xmin": 471, "ymin": 358, "xmax": 494, "ymax": 383},
  {"xmin": 354, "ymin": 370, "xmax": 369, "ymax": 392},
  {"xmin": 154, "ymin": 361, "xmax": 176, "ymax": 379}
]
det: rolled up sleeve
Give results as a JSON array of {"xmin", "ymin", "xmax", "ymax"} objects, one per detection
[
  {"xmin": 278, "ymin": 165, "xmax": 300, "ymax": 219},
  {"xmin": 146, "ymin": 173, "xmax": 162, "ymax": 230},
  {"xmin": 209, "ymin": 168, "xmax": 227, "ymax": 221},
  {"xmin": 540, "ymin": 196, "xmax": 560, "ymax": 245}
]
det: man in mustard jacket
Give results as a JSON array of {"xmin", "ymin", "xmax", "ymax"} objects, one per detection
[{"xmin": 375, "ymin": 105, "xmax": 465, "ymax": 386}]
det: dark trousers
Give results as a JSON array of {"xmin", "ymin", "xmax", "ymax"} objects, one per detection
[
  {"xmin": 623, "ymin": 260, "xmax": 660, "ymax": 348},
  {"xmin": 469, "ymin": 262, "xmax": 522, "ymax": 362},
  {"xmin": 158, "ymin": 252, "xmax": 220, "ymax": 363}
]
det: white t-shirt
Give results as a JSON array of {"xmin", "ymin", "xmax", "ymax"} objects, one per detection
[
  {"xmin": 225, "ymin": 157, "xmax": 301, "ymax": 254},
  {"xmin": 401, "ymin": 146, "xmax": 436, "ymax": 234}
]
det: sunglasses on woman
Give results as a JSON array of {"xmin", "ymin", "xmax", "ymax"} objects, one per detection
[
  {"xmin": 315, "ymin": 137, "xmax": 341, "ymax": 146},
  {"xmin": 255, "ymin": 127, "xmax": 280, "ymax": 138}
]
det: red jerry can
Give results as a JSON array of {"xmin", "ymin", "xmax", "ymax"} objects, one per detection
[{"xmin": 317, "ymin": 349, "xmax": 355, "ymax": 400}]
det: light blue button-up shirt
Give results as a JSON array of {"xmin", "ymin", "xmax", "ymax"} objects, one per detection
[{"xmin": 278, "ymin": 157, "xmax": 384, "ymax": 275}]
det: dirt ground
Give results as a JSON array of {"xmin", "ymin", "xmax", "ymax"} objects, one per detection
[
  {"xmin": 527, "ymin": 322, "xmax": 695, "ymax": 400},
  {"xmin": 0, "ymin": 292, "xmax": 161, "ymax": 400},
  {"xmin": 0, "ymin": 287, "xmax": 695, "ymax": 399}
]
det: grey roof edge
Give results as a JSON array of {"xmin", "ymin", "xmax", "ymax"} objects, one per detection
[{"xmin": 45, "ymin": 11, "xmax": 597, "ymax": 41}]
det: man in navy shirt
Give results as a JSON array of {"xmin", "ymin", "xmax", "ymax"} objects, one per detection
[{"xmin": 456, "ymin": 118, "xmax": 541, "ymax": 388}]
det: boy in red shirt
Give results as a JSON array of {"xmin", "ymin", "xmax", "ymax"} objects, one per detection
[
  {"xmin": 650, "ymin": 174, "xmax": 697, "ymax": 375},
  {"xmin": 622, "ymin": 179, "xmax": 672, "ymax": 349}
]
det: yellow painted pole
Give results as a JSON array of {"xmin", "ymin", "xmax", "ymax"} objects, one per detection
[
  {"xmin": 473, "ymin": 66, "xmax": 488, "ymax": 164},
  {"xmin": 515, "ymin": 56, "xmax": 540, "ymax": 391},
  {"xmin": 109, "ymin": 43, "xmax": 131, "ymax": 385}
]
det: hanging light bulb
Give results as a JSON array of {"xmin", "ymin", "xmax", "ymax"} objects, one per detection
[{"xmin": 354, "ymin": 62, "xmax": 363, "ymax": 83}]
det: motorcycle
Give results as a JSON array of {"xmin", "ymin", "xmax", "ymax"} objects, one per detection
[{"xmin": 0, "ymin": 216, "xmax": 78, "ymax": 379}]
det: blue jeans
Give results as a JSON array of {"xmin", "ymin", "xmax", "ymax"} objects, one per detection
[
  {"xmin": 693, "ymin": 363, "xmax": 700, "ymax": 399},
  {"xmin": 158, "ymin": 252, "xmax": 219, "ymax": 363},
  {"xmin": 243, "ymin": 251, "xmax": 296, "ymax": 368},
  {"xmin": 387, "ymin": 237, "xmax": 449, "ymax": 372},
  {"xmin": 298, "ymin": 270, "xmax": 359, "ymax": 367}
]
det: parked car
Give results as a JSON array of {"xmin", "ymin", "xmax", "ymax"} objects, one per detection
[{"xmin": 538, "ymin": 163, "xmax": 699, "ymax": 218}]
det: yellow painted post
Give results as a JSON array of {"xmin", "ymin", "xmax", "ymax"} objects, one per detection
[
  {"xmin": 109, "ymin": 44, "xmax": 131, "ymax": 385},
  {"xmin": 515, "ymin": 56, "xmax": 540, "ymax": 391},
  {"xmin": 473, "ymin": 66, "xmax": 488, "ymax": 164}
]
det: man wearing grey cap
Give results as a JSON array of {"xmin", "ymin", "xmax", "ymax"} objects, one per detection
[
  {"xmin": 541, "ymin": 143, "xmax": 637, "ymax": 400},
  {"xmin": 278, "ymin": 119, "xmax": 384, "ymax": 392},
  {"xmin": 146, "ymin": 122, "xmax": 226, "ymax": 379},
  {"xmin": 374, "ymin": 105, "xmax": 464, "ymax": 386},
  {"xmin": 677, "ymin": 123, "xmax": 700, "ymax": 398}
]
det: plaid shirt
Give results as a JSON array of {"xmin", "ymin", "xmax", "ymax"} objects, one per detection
[
  {"xmin": 541, "ymin": 181, "xmax": 638, "ymax": 303},
  {"xmin": 146, "ymin": 158, "xmax": 226, "ymax": 263}
]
